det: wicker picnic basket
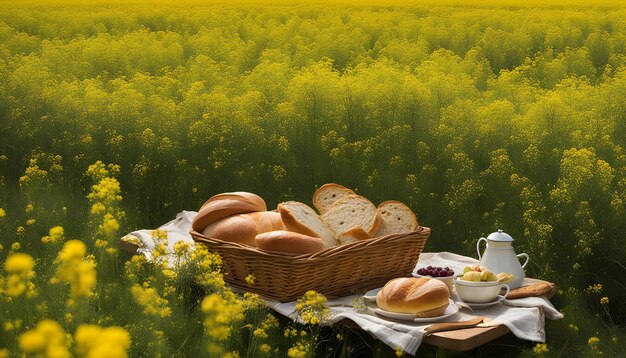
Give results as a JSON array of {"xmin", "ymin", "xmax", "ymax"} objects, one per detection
[{"xmin": 191, "ymin": 227, "xmax": 430, "ymax": 302}]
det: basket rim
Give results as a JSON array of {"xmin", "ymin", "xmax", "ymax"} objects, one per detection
[{"xmin": 191, "ymin": 226, "xmax": 430, "ymax": 261}]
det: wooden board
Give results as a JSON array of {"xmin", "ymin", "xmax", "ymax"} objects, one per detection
[{"xmin": 422, "ymin": 324, "xmax": 511, "ymax": 351}]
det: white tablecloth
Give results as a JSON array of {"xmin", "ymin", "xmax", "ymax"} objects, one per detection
[{"xmin": 122, "ymin": 212, "xmax": 563, "ymax": 355}]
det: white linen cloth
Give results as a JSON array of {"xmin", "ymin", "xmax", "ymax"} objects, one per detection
[{"xmin": 121, "ymin": 212, "xmax": 563, "ymax": 355}]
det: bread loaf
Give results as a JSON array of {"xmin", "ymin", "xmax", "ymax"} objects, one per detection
[
  {"xmin": 376, "ymin": 277, "xmax": 449, "ymax": 317},
  {"xmin": 201, "ymin": 211, "xmax": 284, "ymax": 246},
  {"xmin": 192, "ymin": 192, "xmax": 267, "ymax": 232},
  {"xmin": 374, "ymin": 200, "xmax": 418, "ymax": 237},
  {"xmin": 312, "ymin": 183, "xmax": 355, "ymax": 214},
  {"xmin": 321, "ymin": 195, "xmax": 381, "ymax": 236},
  {"xmin": 278, "ymin": 201, "xmax": 337, "ymax": 248},
  {"xmin": 255, "ymin": 231, "xmax": 325, "ymax": 254},
  {"xmin": 336, "ymin": 226, "xmax": 371, "ymax": 245}
]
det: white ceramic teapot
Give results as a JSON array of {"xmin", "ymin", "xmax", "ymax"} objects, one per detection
[{"xmin": 476, "ymin": 229, "xmax": 529, "ymax": 289}]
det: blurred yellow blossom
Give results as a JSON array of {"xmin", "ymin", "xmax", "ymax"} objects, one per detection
[
  {"xmin": 19, "ymin": 320, "xmax": 69, "ymax": 358},
  {"xmin": 533, "ymin": 343, "xmax": 549, "ymax": 355},
  {"xmin": 287, "ymin": 341, "xmax": 310, "ymax": 358},
  {"xmin": 100, "ymin": 213, "xmax": 120, "ymax": 237},
  {"xmin": 42, "ymin": 226, "xmax": 65, "ymax": 244},
  {"xmin": 5, "ymin": 253, "xmax": 35, "ymax": 272},
  {"xmin": 4, "ymin": 253, "xmax": 36, "ymax": 298},
  {"xmin": 586, "ymin": 284, "xmax": 603, "ymax": 294},
  {"xmin": 201, "ymin": 293, "xmax": 244, "ymax": 341},
  {"xmin": 0, "ymin": 348, "xmax": 8, "ymax": 358},
  {"xmin": 395, "ymin": 346, "xmax": 405, "ymax": 357},
  {"xmin": 26, "ymin": 219, "xmax": 36, "ymax": 226},
  {"xmin": 588, "ymin": 336, "xmax": 600, "ymax": 346},
  {"xmin": 25, "ymin": 203, "xmax": 34, "ymax": 213},
  {"xmin": 600, "ymin": 296, "xmax": 609, "ymax": 305},
  {"xmin": 260, "ymin": 343, "xmax": 271, "ymax": 353},
  {"xmin": 0, "ymin": 208, "xmax": 6, "ymax": 218},
  {"xmin": 54, "ymin": 240, "xmax": 97, "ymax": 299},
  {"xmin": 10, "ymin": 242, "xmax": 21, "ymax": 252},
  {"xmin": 130, "ymin": 283, "xmax": 172, "ymax": 318},
  {"xmin": 74, "ymin": 324, "xmax": 130, "ymax": 358},
  {"xmin": 245, "ymin": 274, "xmax": 256, "ymax": 285}
]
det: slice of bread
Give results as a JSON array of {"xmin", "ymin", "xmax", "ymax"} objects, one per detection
[
  {"xmin": 278, "ymin": 201, "xmax": 337, "ymax": 248},
  {"xmin": 321, "ymin": 195, "xmax": 381, "ymax": 236},
  {"xmin": 336, "ymin": 226, "xmax": 371, "ymax": 246},
  {"xmin": 374, "ymin": 200, "xmax": 419, "ymax": 237},
  {"xmin": 312, "ymin": 183, "xmax": 355, "ymax": 214}
]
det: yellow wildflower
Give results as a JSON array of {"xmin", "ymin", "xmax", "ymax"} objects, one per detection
[
  {"xmin": 74, "ymin": 324, "xmax": 130, "ymax": 358},
  {"xmin": 586, "ymin": 284, "xmax": 603, "ymax": 294},
  {"xmin": 16, "ymin": 226, "xmax": 25, "ymax": 236},
  {"xmin": 588, "ymin": 336, "xmax": 600, "ymax": 346},
  {"xmin": 0, "ymin": 208, "xmax": 6, "ymax": 217},
  {"xmin": 100, "ymin": 213, "xmax": 120, "ymax": 237},
  {"xmin": 42, "ymin": 226, "xmax": 65, "ymax": 244},
  {"xmin": 600, "ymin": 297, "xmax": 609, "ymax": 305},
  {"xmin": 54, "ymin": 240, "xmax": 97, "ymax": 299},
  {"xmin": 569, "ymin": 324, "xmax": 579, "ymax": 333},
  {"xmin": 245, "ymin": 274, "xmax": 256, "ymax": 285},
  {"xmin": 260, "ymin": 343, "xmax": 271, "ymax": 353},
  {"xmin": 533, "ymin": 343, "xmax": 549, "ymax": 355},
  {"xmin": 295, "ymin": 290, "xmax": 329, "ymax": 325},
  {"xmin": 4, "ymin": 253, "xmax": 36, "ymax": 298},
  {"xmin": 287, "ymin": 341, "xmax": 310, "ymax": 358},
  {"xmin": 5, "ymin": 253, "xmax": 35, "ymax": 272},
  {"xmin": 253, "ymin": 313, "xmax": 279, "ymax": 339},
  {"xmin": 25, "ymin": 203, "xmax": 34, "ymax": 213},
  {"xmin": 130, "ymin": 283, "xmax": 172, "ymax": 318},
  {"xmin": 395, "ymin": 346, "xmax": 405, "ymax": 357},
  {"xmin": 0, "ymin": 348, "xmax": 8, "ymax": 358},
  {"xmin": 201, "ymin": 294, "xmax": 244, "ymax": 341},
  {"xmin": 19, "ymin": 320, "xmax": 69, "ymax": 358},
  {"xmin": 90, "ymin": 203, "xmax": 106, "ymax": 215},
  {"xmin": 26, "ymin": 219, "xmax": 36, "ymax": 226},
  {"xmin": 10, "ymin": 242, "xmax": 20, "ymax": 252}
]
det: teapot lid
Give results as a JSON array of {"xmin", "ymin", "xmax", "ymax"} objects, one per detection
[{"xmin": 486, "ymin": 229, "xmax": 514, "ymax": 242}]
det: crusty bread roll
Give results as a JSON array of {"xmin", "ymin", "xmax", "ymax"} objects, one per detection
[
  {"xmin": 376, "ymin": 277, "xmax": 449, "ymax": 317},
  {"xmin": 192, "ymin": 192, "xmax": 267, "ymax": 232},
  {"xmin": 201, "ymin": 211, "xmax": 284, "ymax": 246},
  {"xmin": 321, "ymin": 194, "xmax": 381, "ymax": 236},
  {"xmin": 336, "ymin": 226, "xmax": 371, "ymax": 245},
  {"xmin": 313, "ymin": 183, "xmax": 355, "ymax": 214},
  {"xmin": 278, "ymin": 201, "xmax": 337, "ymax": 248},
  {"xmin": 255, "ymin": 231, "xmax": 325, "ymax": 254},
  {"xmin": 374, "ymin": 200, "xmax": 419, "ymax": 237}
]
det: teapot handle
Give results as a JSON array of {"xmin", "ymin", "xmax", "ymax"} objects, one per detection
[
  {"xmin": 476, "ymin": 237, "xmax": 487, "ymax": 261},
  {"xmin": 517, "ymin": 253, "xmax": 529, "ymax": 269}
]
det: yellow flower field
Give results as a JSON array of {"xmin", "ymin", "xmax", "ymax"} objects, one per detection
[{"xmin": 1, "ymin": 0, "xmax": 626, "ymax": 356}]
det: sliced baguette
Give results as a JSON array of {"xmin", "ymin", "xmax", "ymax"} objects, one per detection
[
  {"xmin": 374, "ymin": 200, "xmax": 419, "ymax": 237},
  {"xmin": 312, "ymin": 183, "xmax": 355, "ymax": 214},
  {"xmin": 278, "ymin": 201, "xmax": 337, "ymax": 248},
  {"xmin": 321, "ymin": 195, "xmax": 381, "ymax": 236},
  {"xmin": 336, "ymin": 226, "xmax": 371, "ymax": 246},
  {"xmin": 255, "ymin": 231, "xmax": 325, "ymax": 255}
]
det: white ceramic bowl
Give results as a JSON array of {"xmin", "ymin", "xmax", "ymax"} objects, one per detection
[
  {"xmin": 412, "ymin": 273, "xmax": 454, "ymax": 291},
  {"xmin": 454, "ymin": 278, "xmax": 510, "ymax": 303}
]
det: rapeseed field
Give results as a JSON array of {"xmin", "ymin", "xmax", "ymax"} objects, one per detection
[{"xmin": 1, "ymin": 0, "xmax": 625, "ymax": 356}]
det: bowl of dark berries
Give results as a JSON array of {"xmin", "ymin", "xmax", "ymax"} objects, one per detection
[{"xmin": 412, "ymin": 266, "xmax": 456, "ymax": 290}]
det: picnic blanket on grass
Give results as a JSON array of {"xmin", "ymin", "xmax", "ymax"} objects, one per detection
[{"xmin": 122, "ymin": 211, "xmax": 563, "ymax": 355}]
